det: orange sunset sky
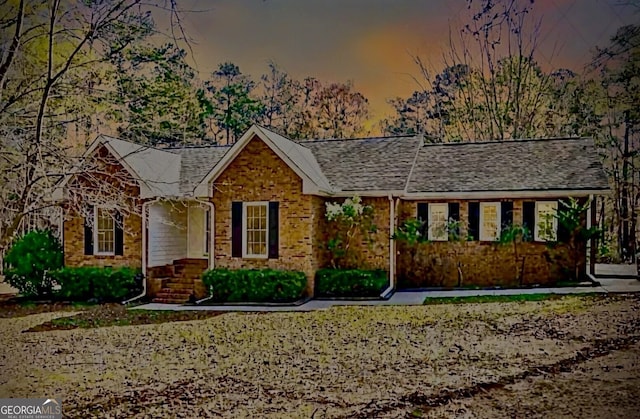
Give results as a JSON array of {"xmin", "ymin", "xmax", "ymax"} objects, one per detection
[{"xmin": 156, "ymin": 0, "xmax": 639, "ymax": 124}]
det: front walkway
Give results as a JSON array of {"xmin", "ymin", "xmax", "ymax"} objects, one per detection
[{"xmin": 133, "ymin": 277, "xmax": 640, "ymax": 312}]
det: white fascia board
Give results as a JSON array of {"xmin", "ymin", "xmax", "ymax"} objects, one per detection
[{"xmin": 402, "ymin": 189, "xmax": 610, "ymax": 200}]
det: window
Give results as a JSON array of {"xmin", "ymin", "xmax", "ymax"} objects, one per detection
[
  {"xmin": 428, "ymin": 203, "xmax": 448, "ymax": 241},
  {"xmin": 94, "ymin": 207, "xmax": 115, "ymax": 255},
  {"xmin": 480, "ymin": 202, "xmax": 501, "ymax": 241},
  {"xmin": 204, "ymin": 209, "xmax": 211, "ymax": 255},
  {"xmin": 535, "ymin": 201, "xmax": 558, "ymax": 241},
  {"xmin": 243, "ymin": 202, "xmax": 268, "ymax": 258}
]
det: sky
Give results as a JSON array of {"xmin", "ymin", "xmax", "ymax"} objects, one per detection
[{"xmin": 158, "ymin": 0, "xmax": 639, "ymax": 123}]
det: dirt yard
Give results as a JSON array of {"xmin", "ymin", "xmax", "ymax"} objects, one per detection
[{"xmin": 0, "ymin": 295, "xmax": 639, "ymax": 418}]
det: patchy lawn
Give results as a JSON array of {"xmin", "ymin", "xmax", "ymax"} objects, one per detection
[
  {"xmin": 423, "ymin": 293, "xmax": 599, "ymax": 305},
  {"xmin": 0, "ymin": 301, "xmax": 97, "ymax": 318},
  {"xmin": 24, "ymin": 304, "xmax": 223, "ymax": 332},
  {"xmin": 0, "ymin": 294, "xmax": 639, "ymax": 418}
]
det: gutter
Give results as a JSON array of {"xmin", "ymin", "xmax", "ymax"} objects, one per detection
[
  {"xmin": 380, "ymin": 194, "xmax": 397, "ymax": 299},
  {"xmin": 123, "ymin": 197, "xmax": 161, "ymax": 305}
]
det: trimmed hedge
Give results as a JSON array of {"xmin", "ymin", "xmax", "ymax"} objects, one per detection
[
  {"xmin": 50, "ymin": 267, "xmax": 141, "ymax": 302},
  {"xmin": 201, "ymin": 268, "xmax": 307, "ymax": 303},
  {"xmin": 315, "ymin": 269, "xmax": 388, "ymax": 298}
]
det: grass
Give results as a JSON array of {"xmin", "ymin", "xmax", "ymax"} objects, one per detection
[
  {"xmin": 24, "ymin": 304, "xmax": 223, "ymax": 332},
  {"xmin": 423, "ymin": 293, "xmax": 599, "ymax": 305}
]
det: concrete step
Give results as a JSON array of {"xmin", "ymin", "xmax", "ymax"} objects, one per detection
[
  {"xmin": 165, "ymin": 277, "xmax": 195, "ymax": 284},
  {"xmin": 152, "ymin": 297, "xmax": 190, "ymax": 304},
  {"xmin": 159, "ymin": 288, "xmax": 191, "ymax": 295},
  {"xmin": 166, "ymin": 282, "xmax": 194, "ymax": 290}
]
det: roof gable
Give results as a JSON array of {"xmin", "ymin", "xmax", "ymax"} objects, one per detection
[{"xmin": 193, "ymin": 125, "xmax": 333, "ymax": 196}]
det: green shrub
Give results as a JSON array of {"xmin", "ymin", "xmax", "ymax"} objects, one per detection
[
  {"xmin": 315, "ymin": 268, "xmax": 388, "ymax": 298},
  {"xmin": 3, "ymin": 230, "xmax": 63, "ymax": 298},
  {"xmin": 201, "ymin": 268, "xmax": 307, "ymax": 303},
  {"xmin": 50, "ymin": 267, "xmax": 141, "ymax": 302}
]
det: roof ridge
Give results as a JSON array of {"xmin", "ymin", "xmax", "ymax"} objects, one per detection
[
  {"xmin": 404, "ymin": 135, "xmax": 424, "ymax": 193},
  {"xmin": 305, "ymin": 134, "xmax": 418, "ymax": 143},
  {"xmin": 421, "ymin": 137, "xmax": 589, "ymax": 147}
]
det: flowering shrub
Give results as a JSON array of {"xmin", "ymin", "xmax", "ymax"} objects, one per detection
[{"xmin": 324, "ymin": 195, "xmax": 376, "ymax": 268}]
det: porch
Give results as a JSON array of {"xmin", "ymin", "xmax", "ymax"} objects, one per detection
[{"xmin": 144, "ymin": 200, "xmax": 213, "ymax": 303}]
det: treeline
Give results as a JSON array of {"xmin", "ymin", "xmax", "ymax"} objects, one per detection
[{"xmin": 109, "ymin": 52, "xmax": 371, "ymax": 145}]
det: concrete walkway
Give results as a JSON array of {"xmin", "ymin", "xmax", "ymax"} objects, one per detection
[{"xmin": 133, "ymin": 277, "xmax": 640, "ymax": 312}]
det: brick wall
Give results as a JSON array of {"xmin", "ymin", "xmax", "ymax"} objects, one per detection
[
  {"xmin": 63, "ymin": 205, "xmax": 143, "ymax": 269},
  {"xmin": 211, "ymin": 136, "xmax": 316, "ymax": 294},
  {"xmin": 313, "ymin": 196, "xmax": 391, "ymax": 271},
  {"xmin": 397, "ymin": 199, "xmax": 584, "ymax": 288},
  {"xmin": 63, "ymin": 145, "xmax": 142, "ymax": 269}
]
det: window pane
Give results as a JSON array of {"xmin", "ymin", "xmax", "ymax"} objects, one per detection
[
  {"xmin": 536, "ymin": 202, "xmax": 557, "ymax": 241},
  {"xmin": 96, "ymin": 208, "xmax": 115, "ymax": 254},
  {"xmin": 481, "ymin": 203, "xmax": 499, "ymax": 241},
  {"xmin": 429, "ymin": 204, "xmax": 448, "ymax": 241},
  {"xmin": 244, "ymin": 203, "xmax": 268, "ymax": 256}
]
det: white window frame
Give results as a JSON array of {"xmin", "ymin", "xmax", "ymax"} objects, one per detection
[
  {"xmin": 242, "ymin": 201, "xmax": 269, "ymax": 259},
  {"xmin": 94, "ymin": 206, "xmax": 115, "ymax": 256},
  {"xmin": 535, "ymin": 201, "xmax": 558, "ymax": 242},
  {"xmin": 428, "ymin": 203, "xmax": 449, "ymax": 241},
  {"xmin": 479, "ymin": 202, "xmax": 501, "ymax": 242}
]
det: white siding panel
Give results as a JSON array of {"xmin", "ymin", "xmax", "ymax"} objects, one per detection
[{"xmin": 148, "ymin": 202, "xmax": 187, "ymax": 266}]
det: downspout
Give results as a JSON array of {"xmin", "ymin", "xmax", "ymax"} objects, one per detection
[
  {"xmin": 586, "ymin": 194, "xmax": 599, "ymax": 284},
  {"xmin": 381, "ymin": 194, "xmax": 397, "ymax": 299},
  {"xmin": 123, "ymin": 197, "xmax": 161, "ymax": 305},
  {"xmin": 195, "ymin": 198, "xmax": 215, "ymax": 304}
]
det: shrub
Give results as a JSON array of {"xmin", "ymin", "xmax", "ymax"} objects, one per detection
[
  {"xmin": 50, "ymin": 267, "xmax": 141, "ymax": 302},
  {"xmin": 201, "ymin": 268, "xmax": 307, "ymax": 303},
  {"xmin": 3, "ymin": 230, "xmax": 63, "ymax": 297},
  {"xmin": 315, "ymin": 268, "xmax": 388, "ymax": 298}
]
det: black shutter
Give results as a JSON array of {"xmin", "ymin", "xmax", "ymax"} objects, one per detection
[
  {"xmin": 501, "ymin": 201, "xmax": 513, "ymax": 228},
  {"xmin": 468, "ymin": 202, "xmax": 480, "ymax": 241},
  {"xmin": 417, "ymin": 203, "xmax": 428, "ymax": 237},
  {"xmin": 114, "ymin": 212, "xmax": 124, "ymax": 256},
  {"xmin": 84, "ymin": 205, "xmax": 94, "ymax": 255},
  {"xmin": 523, "ymin": 201, "xmax": 535, "ymax": 242},
  {"xmin": 231, "ymin": 202, "xmax": 242, "ymax": 257},
  {"xmin": 448, "ymin": 202, "xmax": 460, "ymax": 238},
  {"xmin": 268, "ymin": 202, "xmax": 279, "ymax": 259},
  {"xmin": 557, "ymin": 199, "xmax": 570, "ymax": 243}
]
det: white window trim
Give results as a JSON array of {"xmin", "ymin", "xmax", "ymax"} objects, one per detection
[
  {"xmin": 534, "ymin": 201, "xmax": 558, "ymax": 242},
  {"xmin": 94, "ymin": 206, "xmax": 115, "ymax": 256},
  {"xmin": 428, "ymin": 203, "xmax": 449, "ymax": 241},
  {"xmin": 242, "ymin": 201, "xmax": 269, "ymax": 259},
  {"xmin": 479, "ymin": 202, "xmax": 501, "ymax": 242}
]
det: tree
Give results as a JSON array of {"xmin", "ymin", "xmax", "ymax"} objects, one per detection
[
  {"xmin": 204, "ymin": 62, "xmax": 264, "ymax": 144},
  {"xmin": 591, "ymin": 24, "xmax": 640, "ymax": 262},
  {"xmin": 314, "ymin": 81, "xmax": 370, "ymax": 139},
  {"xmin": 0, "ymin": 0, "xmax": 190, "ymax": 253},
  {"xmin": 110, "ymin": 43, "xmax": 207, "ymax": 146}
]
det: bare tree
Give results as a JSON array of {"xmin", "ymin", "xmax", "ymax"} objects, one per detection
[{"xmin": 0, "ymin": 0, "xmax": 190, "ymax": 252}]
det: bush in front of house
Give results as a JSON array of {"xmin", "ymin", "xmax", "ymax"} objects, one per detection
[
  {"xmin": 201, "ymin": 268, "xmax": 307, "ymax": 303},
  {"xmin": 50, "ymin": 267, "xmax": 141, "ymax": 302},
  {"xmin": 315, "ymin": 268, "xmax": 388, "ymax": 298},
  {"xmin": 3, "ymin": 230, "xmax": 64, "ymax": 298}
]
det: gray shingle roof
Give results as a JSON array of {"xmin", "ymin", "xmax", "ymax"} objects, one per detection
[
  {"xmin": 406, "ymin": 137, "xmax": 609, "ymax": 193},
  {"xmin": 83, "ymin": 128, "xmax": 608, "ymax": 198},
  {"xmin": 172, "ymin": 146, "xmax": 231, "ymax": 195},
  {"xmin": 302, "ymin": 135, "xmax": 421, "ymax": 191}
]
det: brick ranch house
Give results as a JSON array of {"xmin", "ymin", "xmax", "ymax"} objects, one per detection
[{"xmin": 52, "ymin": 125, "xmax": 609, "ymax": 303}]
